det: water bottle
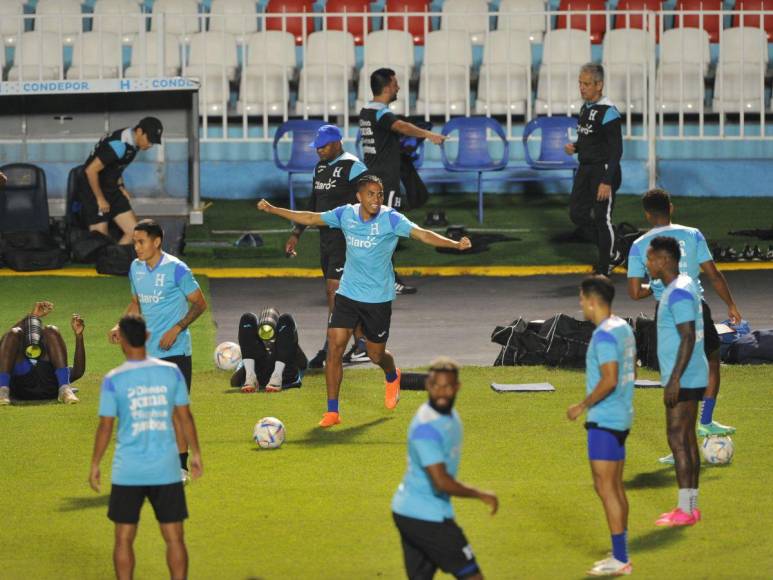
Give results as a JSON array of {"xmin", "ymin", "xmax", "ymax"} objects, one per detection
[
  {"xmin": 258, "ymin": 307, "xmax": 279, "ymax": 342},
  {"xmin": 24, "ymin": 315, "xmax": 43, "ymax": 359}
]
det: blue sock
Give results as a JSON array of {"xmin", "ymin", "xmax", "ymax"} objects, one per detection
[
  {"xmin": 327, "ymin": 399, "xmax": 339, "ymax": 413},
  {"xmin": 385, "ymin": 370, "xmax": 398, "ymax": 382},
  {"xmin": 356, "ymin": 337, "xmax": 366, "ymax": 351},
  {"xmin": 55, "ymin": 367, "xmax": 71, "ymax": 387},
  {"xmin": 700, "ymin": 397, "xmax": 716, "ymax": 425},
  {"xmin": 611, "ymin": 532, "xmax": 628, "ymax": 563},
  {"xmin": 0, "ymin": 372, "xmax": 9, "ymax": 388}
]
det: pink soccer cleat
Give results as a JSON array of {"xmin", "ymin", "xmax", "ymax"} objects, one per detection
[{"xmin": 655, "ymin": 508, "xmax": 696, "ymax": 527}]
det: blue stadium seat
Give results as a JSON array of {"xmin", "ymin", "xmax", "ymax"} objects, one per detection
[
  {"xmin": 522, "ymin": 116, "xmax": 579, "ymax": 171},
  {"xmin": 272, "ymin": 119, "xmax": 326, "ymax": 209}
]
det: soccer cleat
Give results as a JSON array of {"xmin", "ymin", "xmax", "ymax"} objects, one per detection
[
  {"xmin": 265, "ymin": 383, "xmax": 282, "ymax": 393},
  {"xmin": 0, "ymin": 387, "xmax": 10, "ymax": 406},
  {"xmin": 309, "ymin": 349, "xmax": 326, "ymax": 369},
  {"xmin": 752, "ymin": 245, "xmax": 765, "ymax": 261},
  {"xmin": 658, "ymin": 453, "xmax": 675, "ymax": 465},
  {"xmin": 343, "ymin": 342, "xmax": 369, "ymax": 364},
  {"xmin": 609, "ymin": 249, "xmax": 626, "ymax": 271},
  {"xmin": 318, "ymin": 412, "xmax": 341, "ymax": 428},
  {"xmin": 58, "ymin": 386, "xmax": 80, "ymax": 405},
  {"xmin": 655, "ymin": 508, "xmax": 696, "ymax": 527},
  {"xmin": 692, "ymin": 509, "xmax": 702, "ymax": 522},
  {"xmin": 385, "ymin": 368, "xmax": 401, "ymax": 410},
  {"xmin": 587, "ymin": 557, "xmax": 632, "ymax": 576},
  {"xmin": 181, "ymin": 469, "xmax": 190, "ymax": 486},
  {"xmin": 395, "ymin": 279, "xmax": 417, "ymax": 295},
  {"xmin": 698, "ymin": 420, "xmax": 736, "ymax": 437}
]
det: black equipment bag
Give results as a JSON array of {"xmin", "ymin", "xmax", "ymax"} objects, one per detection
[
  {"xmin": 96, "ymin": 244, "xmax": 136, "ymax": 276},
  {"xmin": 634, "ymin": 315, "xmax": 659, "ymax": 371},
  {"xmin": 71, "ymin": 231, "xmax": 114, "ymax": 263},
  {"xmin": 724, "ymin": 330, "xmax": 773, "ymax": 365},
  {"xmin": 1, "ymin": 231, "xmax": 67, "ymax": 272},
  {"xmin": 615, "ymin": 222, "xmax": 645, "ymax": 267}
]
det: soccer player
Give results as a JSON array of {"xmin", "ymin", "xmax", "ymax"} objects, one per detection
[
  {"xmin": 567, "ymin": 276, "xmax": 635, "ymax": 577},
  {"xmin": 564, "ymin": 63, "xmax": 624, "ymax": 277},
  {"xmin": 391, "ymin": 357, "xmax": 497, "ymax": 580},
  {"xmin": 230, "ymin": 307, "xmax": 308, "ymax": 393},
  {"xmin": 75, "ymin": 117, "xmax": 163, "ymax": 245},
  {"xmin": 90, "ymin": 314, "xmax": 202, "ymax": 580},
  {"xmin": 284, "ymin": 124, "xmax": 369, "ymax": 369},
  {"xmin": 359, "ymin": 68, "xmax": 447, "ymax": 295},
  {"xmin": 647, "ymin": 237, "xmax": 707, "ymax": 527},
  {"xmin": 0, "ymin": 302, "xmax": 84, "ymax": 406},
  {"xmin": 256, "ymin": 175, "xmax": 471, "ymax": 427},
  {"xmin": 628, "ymin": 189, "xmax": 740, "ymax": 465},
  {"xmin": 109, "ymin": 219, "xmax": 207, "ymax": 480}
]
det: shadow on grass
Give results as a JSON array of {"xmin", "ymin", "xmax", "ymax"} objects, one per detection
[
  {"xmin": 628, "ymin": 526, "xmax": 687, "ymax": 553},
  {"xmin": 291, "ymin": 417, "xmax": 395, "ymax": 448},
  {"xmin": 59, "ymin": 495, "xmax": 110, "ymax": 512},
  {"xmin": 10, "ymin": 399, "xmax": 59, "ymax": 407},
  {"xmin": 625, "ymin": 468, "xmax": 675, "ymax": 490}
]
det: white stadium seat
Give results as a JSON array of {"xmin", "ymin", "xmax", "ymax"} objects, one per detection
[
  {"xmin": 208, "ymin": 0, "xmax": 259, "ymax": 39},
  {"xmin": 7, "ymin": 32, "xmax": 63, "ymax": 81},
  {"xmin": 535, "ymin": 29, "xmax": 591, "ymax": 115},
  {"xmin": 296, "ymin": 30, "xmax": 356, "ymax": 115},
  {"xmin": 67, "ymin": 32, "xmax": 123, "ymax": 79},
  {"xmin": 416, "ymin": 30, "xmax": 472, "ymax": 115},
  {"xmin": 476, "ymin": 30, "xmax": 532, "ymax": 115},
  {"xmin": 498, "ymin": 0, "xmax": 548, "ymax": 44},
  {"xmin": 34, "ymin": 0, "xmax": 83, "ymax": 43},
  {"xmin": 186, "ymin": 32, "xmax": 238, "ymax": 81},
  {"xmin": 656, "ymin": 28, "xmax": 710, "ymax": 113},
  {"xmin": 0, "ymin": 1, "xmax": 25, "ymax": 40},
  {"xmin": 603, "ymin": 29, "xmax": 651, "ymax": 112},
  {"xmin": 712, "ymin": 27, "xmax": 768, "ymax": 113},
  {"xmin": 237, "ymin": 31, "xmax": 297, "ymax": 115},
  {"xmin": 92, "ymin": 0, "xmax": 145, "ymax": 40},
  {"xmin": 440, "ymin": 0, "xmax": 491, "ymax": 45},
  {"xmin": 125, "ymin": 32, "xmax": 181, "ymax": 77},
  {"xmin": 151, "ymin": 0, "xmax": 202, "ymax": 37},
  {"xmin": 356, "ymin": 30, "xmax": 415, "ymax": 115}
]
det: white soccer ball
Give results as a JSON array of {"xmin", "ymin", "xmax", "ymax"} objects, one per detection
[
  {"xmin": 253, "ymin": 417, "xmax": 286, "ymax": 449},
  {"xmin": 214, "ymin": 341, "xmax": 241, "ymax": 371},
  {"xmin": 701, "ymin": 435, "xmax": 735, "ymax": 464}
]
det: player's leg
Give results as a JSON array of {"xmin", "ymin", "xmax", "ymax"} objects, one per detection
[
  {"xmin": 698, "ymin": 302, "xmax": 734, "ymax": 435},
  {"xmin": 149, "ymin": 481, "xmax": 189, "ymax": 580},
  {"xmin": 161, "ymin": 356, "xmax": 193, "ymax": 474},
  {"xmin": 40, "ymin": 325, "xmax": 79, "ymax": 404},
  {"xmin": 569, "ymin": 166, "xmax": 595, "ymax": 242},
  {"xmin": 113, "ymin": 524, "xmax": 138, "ymax": 580},
  {"xmin": 393, "ymin": 514, "xmax": 440, "ymax": 580},
  {"xmin": 237, "ymin": 312, "xmax": 263, "ymax": 392},
  {"xmin": 108, "ymin": 484, "xmax": 144, "ymax": 580},
  {"xmin": 159, "ymin": 522, "xmax": 188, "ymax": 580},
  {"xmin": 321, "ymin": 326, "xmax": 352, "ymax": 426},
  {"xmin": 590, "ymin": 167, "xmax": 618, "ymax": 276},
  {"xmin": 265, "ymin": 313, "xmax": 303, "ymax": 392},
  {"xmin": 658, "ymin": 398, "xmax": 699, "ymax": 526},
  {"xmin": 0, "ymin": 327, "xmax": 24, "ymax": 405},
  {"xmin": 685, "ymin": 396, "xmax": 702, "ymax": 518},
  {"xmin": 111, "ymin": 200, "xmax": 138, "ymax": 245},
  {"xmin": 359, "ymin": 301, "xmax": 400, "ymax": 409}
]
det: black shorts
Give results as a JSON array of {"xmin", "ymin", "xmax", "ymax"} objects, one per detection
[
  {"xmin": 161, "ymin": 355, "xmax": 192, "ymax": 392},
  {"xmin": 9, "ymin": 360, "xmax": 59, "ymax": 400},
  {"xmin": 702, "ymin": 300, "xmax": 720, "ymax": 357},
  {"xmin": 329, "ymin": 294, "xmax": 392, "ymax": 343},
  {"xmin": 78, "ymin": 184, "xmax": 132, "ymax": 226},
  {"xmin": 678, "ymin": 387, "xmax": 706, "ymax": 402},
  {"xmin": 393, "ymin": 513, "xmax": 481, "ymax": 580},
  {"xmin": 320, "ymin": 232, "xmax": 346, "ymax": 281},
  {"xmin": 108, "ymin": 482, "xmax": 188, "ymax": 524}
]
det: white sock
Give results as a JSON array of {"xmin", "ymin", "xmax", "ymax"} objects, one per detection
[
  {"xmin": 269, "ymin": 361, "xmax": 286, "ymax": 386},
  {"xmin": 678, "ymin": 489, "xmax": 691, "ymax": 513},
  {"xmin": 689, "ymin": 488, "xmax": 699, "ymax": 512},
  {"xmin": 243, "ymin": 359, "xmax": 257, "ymax": 383}
]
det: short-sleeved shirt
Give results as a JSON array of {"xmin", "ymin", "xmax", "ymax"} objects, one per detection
[
  {"xmin": 585, "ymin": 315, "xmax": 636, "ymax": 431},
  {"xmin": 658, "ymin": 275, "xmax": 709, "ymax": 388},
  {"xmin": 82, "ymin": 127, "xmax": 139, "ymax": 193},
  {"xmin": 98, "ymin": 358, "xmax": 190, "ymax": 485},
  {"xmin": 392, "ymin": 403, "xmax": 463, "ymax": 522},
  {"xmin": 320, "ymin": 204, "xmax": 417, "ymax": 303},
  {"xmin": 129, "ymin": 252, "xmax": 200, "ymax": 358},
  {"xmin": 359, "ymin": 102, "xmax": 401, "ymax": 183},
  {"xmin": 627, "ymin": 224, "xmax": 713, "ymax": 301}
]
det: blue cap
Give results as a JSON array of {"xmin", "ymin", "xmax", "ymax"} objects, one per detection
[{"xmin": 310, "ymin": 124, "xmax": 343, "ymax": 148}]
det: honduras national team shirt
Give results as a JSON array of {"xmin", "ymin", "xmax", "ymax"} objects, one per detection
[
  {"xmin": 129, "ymin": 253, "xmax": 200, "ymax": 358},
  {"xmin": 657, "ymin": 275, "xmax": 709, "ymax": 389},
  {"xmin": 585, "ymin": 316, "xmax": 636, "ymax": 431},
  {"xmin": 98, "ymin": 358, "xmax": 189, "ymax": 485},
  {"xmin": 321, "ymin": 204, "xmax": 417, "ymax": 303},
  {"xmin": 392, "ymin": 403, "xmax": 462, "ymax": 522},
  {"xmin": 627, "ymin": 224, "xmax": 713, "ymax": 301}
]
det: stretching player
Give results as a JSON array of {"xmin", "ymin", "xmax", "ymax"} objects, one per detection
[
  {"xmin": 647, "ymin": 237, "xmax": 707, "ymax": 527},
  {"xmin": 257, "ymin": 175, "xmax": 471, "ymax": 427},
  {"xmin": 568, "ymin": 276, "xmax": 635, "ymax": 577},
  {"xmin": 628, "ymin": 189, "xmax": 739, "ymax": 465},
  {"xmin": 392, "ymin": 357, "xmax": 497, "ymax": 580}
]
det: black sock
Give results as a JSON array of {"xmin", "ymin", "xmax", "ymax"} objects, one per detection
[{"xmin": 180, "ymin": 452, "xmax": 189, "ymax": 470}]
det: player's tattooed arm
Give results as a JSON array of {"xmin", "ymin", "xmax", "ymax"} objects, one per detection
[
  {"xmin": 664, "ymin": 321, "xmax": 696, "ymax": 408},
  {"xmin": 158, "ymin": 289, "xmax": 208, "ymax": 350},
  {"xmin": 410, "ymin": 227, "xmax": 472, "ymax": 251}
]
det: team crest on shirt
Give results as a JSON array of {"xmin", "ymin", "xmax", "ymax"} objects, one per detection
[{"xmin": 155, "ymin": 274, "xmax": 165, "ymax": 287}]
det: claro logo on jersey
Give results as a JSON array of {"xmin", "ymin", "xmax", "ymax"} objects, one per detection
[
  {"xmin": 314, "ymin": 179, "xmax": 339, "ymax": 190},
  {"xmin": 346, "ymin": 235, "xmax": 377, "ymax": 249},
  {"xmin": 138, "ymin": 291, "xmax": 164, "ymax": 304}
]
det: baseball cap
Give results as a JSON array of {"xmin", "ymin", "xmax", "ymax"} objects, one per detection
[
  {"xmin": 137, "ymin": 117, "xmax": 163, "ymax": 144},
  {"xmin": 310, "ymin": 124, "xmax": 343, "ymax": 149}
]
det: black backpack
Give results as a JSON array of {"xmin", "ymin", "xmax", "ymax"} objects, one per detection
[
  {"xmin": 634, "ymin": 315, "xmax": 659, "ymax": 371},
  {"xmin": 1, "ymin": 231, "xmax": 67, "ymax": 271},
  {"xmin": 96, "ymin": 244, "xmax": 137, "ymax": 276}
]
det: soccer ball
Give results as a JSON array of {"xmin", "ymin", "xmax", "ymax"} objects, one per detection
[
  {"xmin": 253, "ymin": 417, "xmax": 286, "ymax": 449},
  {"xmin": 214, "ymin": 341, "xmax": 241, "ymax": 371},
  {"xmin": 701, "ymin": 436, "xmax": 735, "ymax": 464}
]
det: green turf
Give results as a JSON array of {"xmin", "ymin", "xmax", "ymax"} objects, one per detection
[
  {"xmin": 1, "ymin": 277, "xmax": 772, "ymax": 579},
  {"xmin": 183, "ymin": 194, "xmax": 773, "ymax": 268}
]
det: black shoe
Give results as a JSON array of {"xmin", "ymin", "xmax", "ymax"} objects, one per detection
[
  {"xmin": 724, "ymin": 246, "xmax": 738, "ymax": 262},
  {"xmin": 343, "ymin": 343, "xmax": 369, "ymax": 364},
  {"xmin": 767, "ymin": 245, "xmax": 773, "ymax": 261},
  {"xmin": 395, "ymin": 277, "xmax": 417, "ymax": 295},
  {"xmin": 739, "ymin": 244, "xmax": 754, "ymax": 261},
  {"xmin": 308, "ymin": 349, "xmax": 326, "ymax": 369},
  {"xmin": 609, "ymin": 248, "xmax": 626, "ymax": 270},
  {"xmin": 752, "ymin": 245, "xmax": 765, "ymax": 261}
]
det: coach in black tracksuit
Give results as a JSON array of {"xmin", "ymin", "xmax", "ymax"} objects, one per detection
[{"xmin": 565, "ymin": 63, "xmax": 623, "ymax": 276}]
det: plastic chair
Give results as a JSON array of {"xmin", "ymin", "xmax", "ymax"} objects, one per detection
[
  {"xmin": 326, "ymin": 0, "xmax": 371, "ymax": 45},
  {"xmin": 385, "ymin": 0, "xmax": 432, "ymax": 45},
  {"xmin": 522, "ymin": 116, "xmax": 579, "ymax": 171},
  {"xmin": 265, "ymin": 0, "xmax": 315, "ymax": 45},
  {"xmin": 272, "ymin": 120, "xmax": 326, "ymax": 209},
  {"xmin": 733, "ymin": 0, "xmax": 773, "ymax": 40},
  {"xmin": 674, "ymin": 0, "xmax": 722, "ymax": 43},
  {"xmin": 440, "ymin": 117, "xmax": 509, "ymax": 223},
  {"xmin": 0, "ymin": 163, "xmax": 50, "ymax": 233}
]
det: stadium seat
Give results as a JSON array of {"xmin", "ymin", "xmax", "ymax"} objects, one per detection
[
  {"xmin": 265, "ymin": 0, "xmax": 315, "ymax": 45},
  {"xmin": 7, "ymin": 32, "xmax": 63, "ymax": 81},
  {"xmin": 273, "ymin": 119, "xmax": 328, "ymax": 210},
  {"xmin": 522, "ymin": 116, "xmax": 579, "ymax": 170},
  {"xmin": 475, "ymin": 30, "xmax": 532, "ymax": 115},
  {"xmin": 416, "ymin": 30, "xmax": 473, "ymax": 115},
  {"xmin": 385, "ymin": 0, "xmax": 432, "ymax": 45},
  {"xmin": 440, "ymin": 0, "xmax": 491, "ymax": 45},
  {"xmin": 440, "ymin": 117, "xmax": 509, "ymax": 223},
  {"xmin": 34, "ymin": 0, "xmax": 84, "ymax": 43},
  {"xmin": 325, "ymin": 0, "xmax": 371, "ymax": 45},
  {"xmin": 602, "ymin": 28, "xmax": 651, "ymax": 112},
  {"xmin": 535, "ymin": 29, "xmax": 591, "ymax": 115},
  {"xmin": 238, "ymin": 31, "xmax": 296, "ymax": 115},
  {"xmin": 733, "ymin": 0, "xmax": 773, "ymax": 41},
  {"xmin": 0, "ymin": 1, "xmax": 25, "ymax": 41},
  {"xmin": 296, "ymin": 30, "xmax": 356, "ymax": 115},
  {"xmin": 673, "ymin": 0, "xmax": 722, "ymax": 43},
  {"xmin": 498, "ymin": 0, "xmax": 548, "ymax": 44},
  {"xmin": 208, "ymin": 0, "xmax": 259, "ymax": 40},
  {"xmin": 186, "ymin": 32, "xmax": 238, "ymax": 81},
  {"xmin": 712, "ymin": 27, "xmax": 768, "ymax": 113},
  {"xmin": 151, "ymin": 0, "xmax": 202, "ymax": 37},
  {"xmin": 92, "ymin": 0, "xmax": 145, "ymax": 41},
  {"xmin": 556, "ymin": 0, "xmax": 607, "ymax": 44},
  {"xmin": 125, "ymin": 32, "xmax": 181, "ymax": 77},
  {"xmin": 0, "ymin": 164, "xmax": 50, "ymax": 234},
  {"xmin": 656, "ymin": 28, "xmax": 709, "ymax": 113},
  {"xmin": 356, "ymin": 30, "xmax": 415, "ymax": 115},
  {"xmin": 67, "ymin": 32, "xmax": 123, "ymax": 79},
  {"xmin": 613, "ymin": 0, "xmax": 660, "ymax": 34}
]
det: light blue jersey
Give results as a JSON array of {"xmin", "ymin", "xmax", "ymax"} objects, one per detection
[
  {"xmin": 627, "ymin": 224, "xmax": 713, "ymax": 301},
  {"xmin": 585, "ymin": 316, "xmax": 636, "ymax": 431},
  {"xmin": 98, "ymin": 358, "xmax": 190, "ymax": 485},
  {"xmin": 392, "ymin": 403, "xmax": 462, "ymax": 522},
  {"xmin": 658, "ymin": 275, "xmax": 709, "ymax": 389},
  {"xmin": 321, "ymin": 204, "xmax": 417, "ymax": 303},
  {"xmin": 129, "ymin": 252, "xmax": 200, "ymax": 358}
]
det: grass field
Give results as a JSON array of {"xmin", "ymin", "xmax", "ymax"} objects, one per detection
[{"xmin": 1, "ymin": 277, "xmax": 772, "ymax": 579}]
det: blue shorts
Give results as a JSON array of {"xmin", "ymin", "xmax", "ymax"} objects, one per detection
[{"xmin": 587, "ymin": 428, "xmax": 626, "ymax": 461}]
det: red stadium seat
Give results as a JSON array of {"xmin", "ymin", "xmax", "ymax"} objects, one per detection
[
  {"xmin": 733, "ymin": 0, "xmax": 773, "ymax": 41},
  {"xmin": 674, "ymin": 0, "xmax": 722, "ymax": 42},
  {"xmin": 556, "ymin": 0, "xmax": 608, "ymax": 44},
  {"xmin": 265, "ymin": 0, "xmax": 315, "ymax": 45},
  {"xmin": 385, "ymin": 0, "xmax": 432, "ymax": 45},
  {"xmin": 614, "ymin": 0, "xmax": 661, "ymax": 33},
  {"xmin": 326, "ymin": 0, "xmax": 371, "ymax": 45}
]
